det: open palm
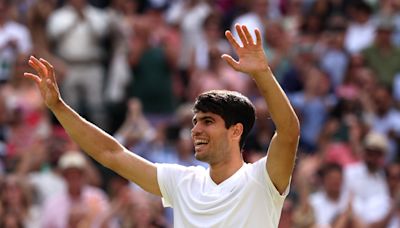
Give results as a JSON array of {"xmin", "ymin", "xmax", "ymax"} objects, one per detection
[
  {"xmin": 24, "ymin": 56, "xmax": 61, "ymax": 109},
  {"xmin": 222, "ymin": 24, "xmax": 269, "ymax": 76}
]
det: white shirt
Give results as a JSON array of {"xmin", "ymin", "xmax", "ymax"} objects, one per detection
[
  {"xmin": 0, "ymin": 21, "xmax": 32, "ymax": 81},
  {"xmin": 309, "ymin": 191, "xmax": 348, "ymax": 226},
  {"xmin": 157, "ymin": 157, "xmax": 289, "ymax": 228},
  {"xmin": 47, "ymin": 5, "xmax": 109, "ymax": 62},
  {"xmin": 343, "ymin": 162, "xmax": 391, "ymax": 223},
  {"xmin": 231, "ymin": 13, "xmax": 265, "ymax": 47},
  {"xmin": 344, "ymin": 21, "xmax": 376, "ymax": 54}
]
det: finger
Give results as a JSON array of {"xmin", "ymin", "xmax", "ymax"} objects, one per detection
[
  {"xmin": 242, "ymin": 25, "xmax": 254, "ymax": 45},
  {"xmin": 221, "ymin": 54, "xmax": 240, "ymax": 71},
  {"xmin": 39, "ymin": 58, "xmax": 57, "ymax": 82},
  {"xmin": 29, "ymin": 56, "xmax": 47, "ymax": 77},
  {"xmin": 225, "ymin": 30, "xmax": 240, "ymax": 50},
  {"xmin": 255, "ymin": 28, "xmax": 262, "ymax": 47},
  {"xmin": 235, "ymin": 24, "xmax": 248, "ymax": 46},
  {"xmin": 24, "ymin": 72, "xmax": 41, "ymax": 84},
  {"xmin": 28, "ymin": 60, "xmax": 43, "ymax": 77}
]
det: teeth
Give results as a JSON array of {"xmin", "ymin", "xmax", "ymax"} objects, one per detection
[{"xmin": 194, "ymin": 139, "xmax": 208, "ymax": 145}]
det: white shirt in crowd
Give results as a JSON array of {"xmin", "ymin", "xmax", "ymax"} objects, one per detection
[
  {"xmin": 343, "ymin": 162, "xmax": 391, "ymax": 223},
  {"xmin": 157, "ymin": 157, "xmax": 289, "ymax": 228},
  {"xmin": 47, "ymin": 5, "xmax": 109, "ymax": 62},
  {"xmin": 0, "ymin": 21, "xmax": 32, "ymax": 81},
  {"xmin": 309, "ymin": 191, "xmax": 348, "ymax": 226}
]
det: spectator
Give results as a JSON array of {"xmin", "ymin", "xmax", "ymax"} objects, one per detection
[
  {"xmin": 166, "ymin": 0, "xmax": 211, "ymax": 90},
  {"xmin": 41, "ymin": 151, "xmax": 112, "ymax": 228},
  {"xmin": 344, "ymin": 1, "xmax": 376, "ymax": 54},
  {"xmin": 27, "ymin": 0, "xmax": 67, "ymax": 82},
  {"xmin": 369, "ymin": 162, "xmax": 400, "ymax": 228},
  {"xmin": 366, "ymin": 85, "xmax": 400, "ymax": 163},
  {"xmin": 0, "ymin": 0, "xmax": 32, "ymax": 84},
  {"xmin": 342, "ymin": 131, "xmax": 392, "ymax": 225},
  {"xmin": 309, "ymin": 163, "xmax": 348, "ymax": 226},
  {"xmin": 231, "ymin": 0, "xmax": 270, "ymax": 43},
  {"xmin": 0, "ymin": 175, "xmax": 40, "ymax": 227},
  {"xmin": 362, "ymin": 17, "xmax": 400, "ymax": 88},
  {"xmin": 128, "ymin": 5, "xmax": 179, "ymax": 123},
  {"xmin": 289, "ymin": 67, "xmax": 337, "ymax": 153},
  {"xmin": 47, "ymin": 0, "xmax": 110, "ymax": 130},
  {"xmin": 104, "ymin": 0, "xmax": 138, "ymax": 133}
]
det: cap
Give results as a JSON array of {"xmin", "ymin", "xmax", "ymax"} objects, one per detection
[
  {"xmin": 363, "ymin": 132, "xmax": 388, "ymax": 153},
  {"xmin": 58, "ymin": 151, "xmax": 87, "ymax": 170}
]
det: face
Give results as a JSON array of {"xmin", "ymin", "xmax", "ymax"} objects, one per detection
[
  {"xmin": 364, "ymin": 148, "xmax": 385, "ymax": 172},
  {"xmin": 323, "ymin": 170, "xmax": 342, "ymax": 197},
  {"xmin": 191, "ymin": 112, "xmax": 234, "ymax": 164},
  {"xmin": 63, "ymin": 168, "xmax": 85, "ymax": 194}
]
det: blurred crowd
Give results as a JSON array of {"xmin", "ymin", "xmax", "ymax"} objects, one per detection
[{"xmin": 1, "ymin": 0, "xmax": 400, "ymax": 227}]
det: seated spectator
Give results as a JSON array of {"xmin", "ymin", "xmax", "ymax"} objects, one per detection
[
  {"xmin": 40, "ymin": 151, "xmax": 112, "ymax": 228},
  {"xmin": 0, "ymin": 0, "xmax": 32, "ymax": 84},
  {"xmin": 343, "ymin": 131, "xmax": 392, "ymax": 225}
]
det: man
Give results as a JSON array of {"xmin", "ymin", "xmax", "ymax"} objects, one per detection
[
  {"xmin": 0, "ymin": 0, "xmax": 32, "ymax": 83},
  {"xmin": 25, "ymin": 24, "xmax": 300, "ymax": 227},
  {"xmin": 47, "ymin": 0, "xmax": 109, "ymax": 129},
  {"xmin": 342, "ymin": 131, "xmax": 391, "ymax": 225},
  {"xmin": 41, "ymin": 151, "xmax": 111, "ymax": 227}
]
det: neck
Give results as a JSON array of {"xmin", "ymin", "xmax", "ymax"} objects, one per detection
[
  {"xmin": 326, "ymin": 191, "xmax": 340, "ymax": 201},
  {"xmin": 69, "ymin": 188, "xmax": 82, "ymax": 199},
  {"xmin": 209, "ymin": 154, "xmax": 244, "ymax": 185}
]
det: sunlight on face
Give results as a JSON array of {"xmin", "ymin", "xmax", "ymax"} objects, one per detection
[{"xmin": 191, "ymin": 112, "xmax": 232, "ymax": 164}]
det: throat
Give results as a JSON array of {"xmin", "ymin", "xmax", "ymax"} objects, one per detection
[{"xmin": 209, "ymin": 160, "xmax": 244, "ymax": 185}]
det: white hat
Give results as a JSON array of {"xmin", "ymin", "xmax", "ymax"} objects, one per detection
[
  {"xmin": 58, "ymin": 151, "xmax": 87, "ymax": 170},
  {"xmin": 364, "ymin": 132, "xmax": 388, "ymax": 153}
]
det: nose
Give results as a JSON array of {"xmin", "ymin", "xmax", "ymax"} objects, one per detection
[{"xmin": 191, "ymin": 123, "xmax": 201, "ymax": 137}]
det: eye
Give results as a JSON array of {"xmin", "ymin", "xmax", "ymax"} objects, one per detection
[{"xmin": 205, "ymin": 119, "xmax": 213, "ymax": 125}]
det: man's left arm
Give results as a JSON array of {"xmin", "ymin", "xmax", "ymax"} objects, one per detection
[
  {"xmin": 222, "ymin": 24, "xmax": 300, "ymax": 194},
  {"xmin": 253, "ymin": 67, "xmax": 299, "ymax": 194}
]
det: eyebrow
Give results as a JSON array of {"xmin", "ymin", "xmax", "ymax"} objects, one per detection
[{"xmin": 192, "ymin": 115, "xmax": 215, "ymax": 125}]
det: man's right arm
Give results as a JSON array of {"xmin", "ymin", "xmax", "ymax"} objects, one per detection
[
  {"xmin": 25, "ymin": 56, "xmax": 161, "ymax": 196},
  {"xmin": 52, "ymin": 100, "xmax": 161, "ymax": 196}
]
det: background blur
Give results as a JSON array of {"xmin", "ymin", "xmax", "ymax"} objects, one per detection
[{"xmin": 1, "ymin": 0, "xmax": 400, "ymax": 227}]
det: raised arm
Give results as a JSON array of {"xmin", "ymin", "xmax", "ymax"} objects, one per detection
[
  {"xmin": 222, "ymin": 24, "xmax": 300, "ymax": 194},
  {"xmin": 24, "ymin": 56, "xmax": 161, "ymax": 196}
]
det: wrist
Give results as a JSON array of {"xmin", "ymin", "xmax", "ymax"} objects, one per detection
[
  {"xmin": 49, "ymin": 98, "xmax": 65, "ymax": 112},
  {"xmin": 251, "ymin": 67, "xmax": 272, "ymax": 80}
]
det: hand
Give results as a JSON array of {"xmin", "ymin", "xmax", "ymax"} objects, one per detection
[
  {"xmin": 24, "ymin": 56, "xmax": 61, "ymax": 109},
  {"xmin": 222, "ymin": 24, "xmax": 269, "ymax": 77}
]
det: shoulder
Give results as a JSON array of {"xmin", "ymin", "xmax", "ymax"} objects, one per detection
[
  {"xmin": 3, "ymin": 21, "xmax": 29, "ymax": 33},
  {"xmin": 157, "ymin": 163, "xmax": 207, "ymax": 181},
  {"xmin": 49, "ymin": 6, "xmax": 75, "ymax": 22},
  {"xmin": 344, "ymin": 162, "xmax": 365, "ymax": 177}
]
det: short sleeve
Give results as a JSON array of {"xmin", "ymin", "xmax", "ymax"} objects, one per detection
[
  {"xmin": 156, "ymin": 163, "xmax": 188, "ymax": 208},
  {"xmin": 252, "ymin": 157, "xmax": 290, "ymax": 200}
]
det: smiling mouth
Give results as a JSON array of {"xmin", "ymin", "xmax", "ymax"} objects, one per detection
[{"xmin": 194, "ymin": 139, "xmax": 209, "ymax": 146}]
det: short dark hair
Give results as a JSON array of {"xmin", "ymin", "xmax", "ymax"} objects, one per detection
[
  {"xmin": 318, "ymin": 163, "xmax": 342, "ymax": 179},
  {"xmin": 193, "ymin": 90, "xmax": 256, "ymax": 149}
]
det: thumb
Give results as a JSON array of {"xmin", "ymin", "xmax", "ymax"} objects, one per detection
[{"xmin": 221, "ymin": 54, "xmax": 240, "ymax": 71}]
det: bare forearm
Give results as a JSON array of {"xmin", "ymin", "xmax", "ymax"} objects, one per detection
[
  {"xmin": 50, "ymin": 99, "xmax": 160, "ymax": 195},
  {"xmin": 50, "ymin": 100, "xmax": 124, "ymax": 166},
  {"xmin": 252, "ymin": 68, "xmax": 300, "ymax": 136}
]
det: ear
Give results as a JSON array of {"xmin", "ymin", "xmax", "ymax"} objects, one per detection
[{"xmin": 231, "ymin": 123, "xmax": 244, "ymax": 139}]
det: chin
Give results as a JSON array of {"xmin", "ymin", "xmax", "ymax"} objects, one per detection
[{"xmin": 194, "ymin": 152, "xmax": 208, "ymax": 163}]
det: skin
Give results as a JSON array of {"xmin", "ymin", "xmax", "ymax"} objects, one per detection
[{"xmin": 25, "ymin": 24, "xmax": 299, "ymax": 196}]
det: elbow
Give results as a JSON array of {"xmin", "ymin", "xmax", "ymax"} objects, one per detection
[
  {"xmin": 96, "ymin": 149, "xmax": 120, "ymax": 169},
  {"xmin": 278, "ymin": 117, "xmax": 300, "ymax": 142}
]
